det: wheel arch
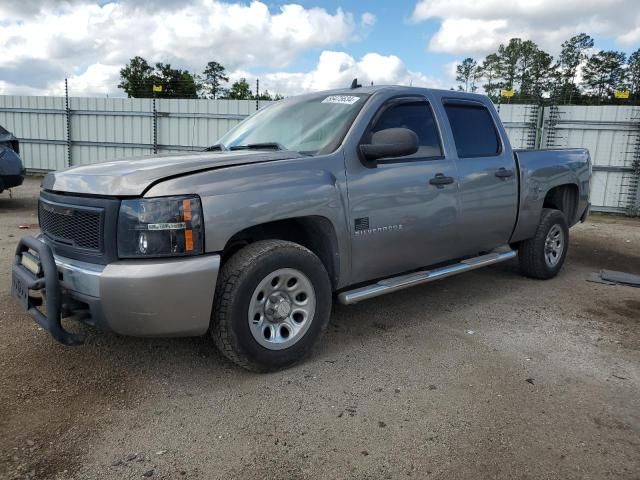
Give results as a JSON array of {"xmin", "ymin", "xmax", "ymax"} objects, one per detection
[
  {"xmin": 542, "ymin": 183, "xmax": 579, "ymax": 225},
  {"xmin": 221, "ymin": 216, "xmax": 341, "ymax": 289}
]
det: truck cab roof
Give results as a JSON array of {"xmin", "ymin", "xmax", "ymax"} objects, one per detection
[{"xmin": 300, "ymin": 84, "xmax": 489, "ymax": 102}]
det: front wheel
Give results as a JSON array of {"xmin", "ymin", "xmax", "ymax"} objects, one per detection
[
  {"xmin": 211, "ymin": 240, "xmax": 332, "ymax": 372},
  {"xmin": 518, "ymin": 208, "xmax": 569, "ymax": 279}
]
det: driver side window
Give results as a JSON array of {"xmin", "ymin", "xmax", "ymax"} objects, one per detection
[{"xmin": 370, "ymin": 101, "xmax": 443, "ymax": 159}]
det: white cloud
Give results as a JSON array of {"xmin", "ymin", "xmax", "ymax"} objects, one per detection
[
  {"xmin": 230, "ymin": 51, "xmax": 446, "ymax": 97},
  {"xmin": 360, "ymin": 12, "xmax": 377, "ymax": 28},
  {"xmin": 0, "ymin": 1, "xmax": 364, "ymax": 95},
  {"xmin": 411, "ymin": 0, "xmax": 640, "ymax": 54}
]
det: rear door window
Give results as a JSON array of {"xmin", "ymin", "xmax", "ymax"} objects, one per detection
[{"xmin": 443, "ymin": 103, "xmax": 500, "ymax": 158}]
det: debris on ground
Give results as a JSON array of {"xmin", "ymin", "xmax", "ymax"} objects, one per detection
[{"xmin": 587, "ymin": 269, "xmax": 640, "ymax": 287}]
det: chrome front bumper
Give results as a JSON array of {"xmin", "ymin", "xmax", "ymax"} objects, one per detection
[{"xmin": 56, "ymin": 252, "xmax": 220, "ymax": 337}]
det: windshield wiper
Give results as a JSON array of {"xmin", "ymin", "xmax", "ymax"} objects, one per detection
[
  {"xmin": 229, "ymin": 142, "xmax": 286, "ymax": 151},
  {"xmin": 203, "ymin": 143, "xmax": 226, "ymax": 152}
]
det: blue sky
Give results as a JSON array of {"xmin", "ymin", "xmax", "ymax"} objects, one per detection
[
  {"xmin": 288, "ymin": 0, "xmax": 448, "ymax": 76},
  {"xmin": 0, "ymin": 0, "xmax": 638, "ymax": 96}
]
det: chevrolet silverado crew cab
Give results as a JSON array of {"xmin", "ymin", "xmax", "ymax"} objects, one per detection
[{"xmin": 12, "ymin": 86, "xmax": 591, "ymax": 371}]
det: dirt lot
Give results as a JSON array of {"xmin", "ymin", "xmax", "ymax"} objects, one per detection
[{"xmin": 1, "ymin": 177, "xmax": 639, "ymax": 480}]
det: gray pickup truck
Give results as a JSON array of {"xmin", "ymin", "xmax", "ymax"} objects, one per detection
[{"xmin": 12, "ymin": 86, "xmax": 591, "ymax": 371}]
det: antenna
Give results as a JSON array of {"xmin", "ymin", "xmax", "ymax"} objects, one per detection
[{"xmin": 350, "ymin": 78, "xmax": 361, "ymax": 89}]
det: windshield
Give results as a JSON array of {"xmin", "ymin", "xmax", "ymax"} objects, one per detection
[{"xmin": 216, "ymin": 93, "xmax": 370, "ymax": 155}]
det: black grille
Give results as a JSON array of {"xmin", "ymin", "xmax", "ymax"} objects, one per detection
[{"xmin": 39, "ymin": 201, "xmax": 103, "ymax": 251}]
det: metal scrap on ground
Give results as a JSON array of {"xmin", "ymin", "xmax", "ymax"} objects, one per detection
[{"xmin": 587, "ymin": 269, "xmax": 640, "ymax": 287}]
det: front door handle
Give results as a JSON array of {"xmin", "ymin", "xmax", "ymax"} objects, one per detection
[
  {"xmin": 429, "ymin": 173, "xmax": 455, "ymax": 187},
  {"xmin": 495, "ymin": 167, "xmax": 514, "ymax": 179}
]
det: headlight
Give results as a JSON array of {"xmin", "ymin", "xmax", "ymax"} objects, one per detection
[{"xmin": 117, "ymin": 196, "xmax": 204, "ymax": 258}]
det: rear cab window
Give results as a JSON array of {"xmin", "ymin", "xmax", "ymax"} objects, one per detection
[{"xmin": 443, "ymin": 102, "xmax": 501, "ymax": 158}]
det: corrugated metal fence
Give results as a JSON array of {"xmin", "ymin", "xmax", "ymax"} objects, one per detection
[
  {"xmin": 0, "ymin": 96, "xmax": 267, "ymax": 171},
  {"xmin": 500, "ymin": 104, "xmax": 640, "ymax": 215},
  {"xmin": 1, "ymin": 95, "xmax": 639, "ymax": 215}
]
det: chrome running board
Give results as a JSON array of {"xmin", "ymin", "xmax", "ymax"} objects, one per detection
[{"xmin": 338, "ymin": 250, "xmax": 517, "ymax": 305}]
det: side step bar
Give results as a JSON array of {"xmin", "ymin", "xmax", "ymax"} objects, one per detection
[{"xmin": 338, "ymin": 250, "xmax": 517, "ymax": 305}]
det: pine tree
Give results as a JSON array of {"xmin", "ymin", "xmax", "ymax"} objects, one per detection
[
  {"xmin": 202, "ymin": 61, "xmax": 229, "ymax": 99},
  {"xmin": 628, "ymin": 49, "xmax": 640, "ymax": 103},
  {"xmin": 582, "ymin": 51, "xmax": 627, "ymax": 101},
  {"xmin": 557, "ymin": 34, "xmax": 594, "ymax": 103},
  {"xmin": 455, "ymin": 58, "xmax": 480, "ymax": 92},
  {"xmin": 479, "ymin": 53, "xmax": 501, "ymax": 100},
  {"xmin": 496, "ymin": 38, "xmax": 523, "ymax": 91}
]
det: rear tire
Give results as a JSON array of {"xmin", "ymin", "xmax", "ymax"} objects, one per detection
[
  {"xmin": 211, "ymin": 240, "xmax": 332, "ymax": 372},
  {"xmin": 518, "ymin": 208, "xmax": 569, "ymax": 279}
]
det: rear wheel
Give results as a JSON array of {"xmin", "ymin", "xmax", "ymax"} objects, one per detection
[
  {"xmin": 211, "ymin": 240, "xmax": 332, "ymax": 372},
  {"xmin": 518, "ymin": 208, "xmax": 569, "ymax": 279}
]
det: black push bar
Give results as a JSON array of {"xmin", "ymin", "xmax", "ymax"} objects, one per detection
[{"xmin": 12, "ymin": 236, "xmax": 84, "ymax": 346}]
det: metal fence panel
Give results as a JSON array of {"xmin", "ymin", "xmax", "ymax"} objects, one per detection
[
  {"xmin": 0, "ymin": 96, "xmax": 67, "ymax": 171},
  {"xmin": 541, "ymin": 105, "xmax": 639, "ymax": 214},
  {"xmin": 496, "ymin": 104, "xmax": 541, "ymax": 149},
  {"xmin": 69, "ymin": 97, "xmax": 155, "ymax": 164},
  {"xmin": 155, "ymin": 98, "xmax": 265, "ymax": 151},
  {"xmin": 0, "ymin": 95, "xmax": 263, "ymax": 170}
]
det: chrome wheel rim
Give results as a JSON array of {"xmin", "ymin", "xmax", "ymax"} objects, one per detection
[
  {"xmin": 544, "ymin": 224, "xmax": 564, "ymax": 268},
  {"xmin": 248, "ymin": 268, "xmax": 316, "ymax": 350}
]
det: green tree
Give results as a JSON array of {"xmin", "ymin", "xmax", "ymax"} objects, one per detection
[
  {"xmin": 557, "ymin": 33, "xmax": 594, "ymax": 103},
  {"xmin": 479, "ymin": 53, "xmax": 501, "ymax": 100},
  {"xmin": 118, "ymin": 56, "xmax": 154, "ymax": 98},
  {"xmin": 582, "ymin": 50, "xmax": 627, "ymax": 101},
  {"xmin": 151, "ymin": 63, "xmax": 199, "ymax": 98},
  {"xmin": 516, "ymin": 40, "xmax": 542, "ymax": 98},
  {"xmin": 202, "ymin": 61, "xmax": 229, "ymax": 99},
  {"xmin": 254, "ymin": 90, "xmax": 283, "ymax": 101},
  {"xmin": 628, "ymin": 49, "xmax": 640, "ymax": 102},
  {"xmin": 521, "ymin": 48, "xmax": 555, "ymax": 101},
  {"xmin": 118, "ymin": 57, "xmax": 199, "ymax": 98},
  {"xmin": 497, "ymin": 38, "xmax": 523, "ymax": 90},
  {"xmin": 456, "ymin": 58, "xmax": 480, "ymax": 92},
  {"xmin": 225, "ymin": 78, "xmax": 253, "ymax": 100}
]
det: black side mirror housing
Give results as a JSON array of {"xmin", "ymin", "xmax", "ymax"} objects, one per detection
[{"xmin": 359, "ymin": 128, "xmax": 419, "ymax": 167}]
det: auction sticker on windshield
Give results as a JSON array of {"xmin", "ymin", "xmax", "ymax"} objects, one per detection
[{"xmin": 321, "ymin": 95, "xmax": 360, "ymax": 105}]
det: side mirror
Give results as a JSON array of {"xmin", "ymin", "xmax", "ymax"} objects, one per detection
[{"xmin": 359, "ymin": 128, "xmax": 418, "ymax": 166}]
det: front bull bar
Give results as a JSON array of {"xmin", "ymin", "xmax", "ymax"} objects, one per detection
[{"xmin": 11, "ymin": 236, "xmax": 84, "ymax": 346}]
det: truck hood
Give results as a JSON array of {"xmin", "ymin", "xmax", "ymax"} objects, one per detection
[{"xmin": 42, "ymin": 150, "xmax": 302, "ymax": 196}]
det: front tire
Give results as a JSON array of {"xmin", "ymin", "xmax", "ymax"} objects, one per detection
[
  {"xmin": 518, "ymin": 208, "xmax": 569, "ymax": 279},
  {"xmin": 211, "ymin": 240, "xmax": 332, "ymax": 372}
]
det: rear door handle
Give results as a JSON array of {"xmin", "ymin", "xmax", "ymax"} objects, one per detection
[
  {"xmin": 429, "ymin": 173, "xmax": 455, "ymax": 187},
  {"xmin": 495, "ymin": 167, "xmax": 514, "ymax": 179}
]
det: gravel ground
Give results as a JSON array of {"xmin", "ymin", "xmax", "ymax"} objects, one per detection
[{"xmin": 1, "ymin": 177, "xmax": 639, "ymax": 480}]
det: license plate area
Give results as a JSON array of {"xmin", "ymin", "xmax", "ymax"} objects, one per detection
[
  {"xmin": 11, "ymin": 270, "xmax": 30, "ymax": 310},
  {"xmin": 21, "ymin": 251, "xmax": 42, "ymax": 275}
]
